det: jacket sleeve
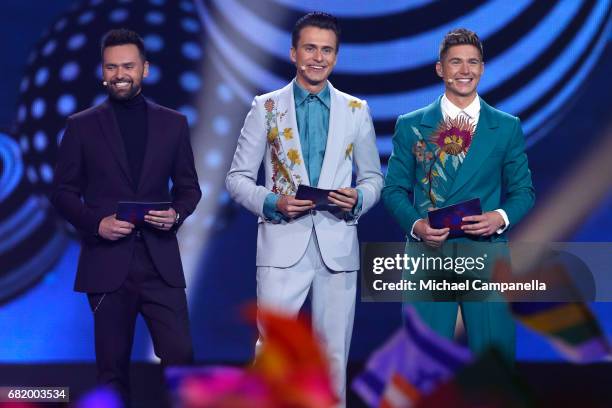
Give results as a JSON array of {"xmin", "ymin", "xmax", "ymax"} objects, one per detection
[
  {"xmin": 500, "ymin": 117, "xmax": 535, "ymax": 227},
  {"xmin": 170, "ymin": 116, "xmax": 202, "ymax": 229},
  {"xmin": 225, "ymin": 96, "xmax": 273, "ymax": 218},
  {"xmin": 349, "ymin": 101, "xmax": 383, "ymax": 224},
  {"xmin": 382, "ymin": 115, "xmax": 422, "ymax": 234},
  {"xmin": 50, "ymin": 117, "xmax": 103, "ymax": 236}
]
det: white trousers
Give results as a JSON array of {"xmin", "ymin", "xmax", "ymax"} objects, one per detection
[{"xmin": 255, "ymin": 231, "xmax": 357, "ymax": 407}]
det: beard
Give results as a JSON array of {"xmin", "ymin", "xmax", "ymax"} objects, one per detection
[{"xmin": 106, "ymin": 79, "xmax": 142, "ymax": 101}]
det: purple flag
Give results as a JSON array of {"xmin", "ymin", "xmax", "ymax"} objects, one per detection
[{"xmin": 352, "ymin": 306, "xmax": 472, "ymax": 407}]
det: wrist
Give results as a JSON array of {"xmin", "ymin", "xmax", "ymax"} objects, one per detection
[
  {"xmin": 495, "ymin": 213, "xmax": 505, "ymax": 229},
  {"xmin": 414, "ymin": 219, "xmax": 426, "ymax": 237},
  {"xmin": 275, "ymin": 195, "xmax": 284, "ymax": 211}
]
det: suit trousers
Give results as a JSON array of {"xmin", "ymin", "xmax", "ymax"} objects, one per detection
[
  {"xmin": 255, "ymin": 231, "xmax": 357, "ymax": 407},
  {"xmin": 87, "ymin": 235, "xmax": 193, "ymax": 405}
]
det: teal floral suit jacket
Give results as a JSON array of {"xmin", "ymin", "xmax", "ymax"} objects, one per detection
[{"xmin": 383, "ymin": 95, "xmax": 535, "ymax": 241}]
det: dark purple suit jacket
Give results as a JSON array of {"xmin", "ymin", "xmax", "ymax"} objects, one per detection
[{"xmin": 51, "ymin": 97, "xmax": 202, "ymax": 293}]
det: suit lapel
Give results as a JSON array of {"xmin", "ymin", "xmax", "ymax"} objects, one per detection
[
  {"xmin": 317, "ymin": 82, "xmax": 344, "ymax": 189},
  {"xmin": 414, "ymin": 96, "xmax": 443, "ymax": 168},
  {"xmin": 447, "ymin": 99, "xmax": 499, "ymax": 198},
  {"xmin": 419, "ymin": 95, "xmax": 444, "ymax": 133},
  {"xmin": 137, "ymin": 99, "xmax": 163, "ymax": 192},
  {"xmin": 276, "ymin": 83, "xmax": 310, "ymax": 186},
  {"xmin": 96, "ymin": 100, "xmax": 134, "ymax": 188}
]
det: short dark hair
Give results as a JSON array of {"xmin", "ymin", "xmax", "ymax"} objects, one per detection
[
  {"xmin": 101, "ymin": 28, "xmax": 146, "ymax": 61},
  {"xmin": 439, "ymin": 28, "xmax": 483, "ymax": 61},
  {"xmin": 292, "ymin": 12, "xmax": 341, "ymax": 51}
]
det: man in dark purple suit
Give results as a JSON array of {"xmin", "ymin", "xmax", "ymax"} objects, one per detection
[{"xmin": 51, "ymin": 29, "xmax": 201, "ymax": 405}]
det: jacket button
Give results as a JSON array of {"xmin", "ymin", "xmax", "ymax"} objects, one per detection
[{"xmin": 311, "ymin": 210, "xmax": 317, "ymax": 216}]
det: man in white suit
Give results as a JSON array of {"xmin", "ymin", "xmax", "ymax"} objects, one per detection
[{"xmin": 226, "ymin": 12, "xmax": 383, "ymax": 405}]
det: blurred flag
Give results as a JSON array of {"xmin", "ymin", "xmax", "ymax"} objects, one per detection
[
  {"xmin": 492, "ymin": 249, "xmax": 611, "ymax": 362},
  {"xmin": 252, "ymin": 308, "xmax": 337, "ymax": 408},
  {"xmin": 75, "ymin": 386, "xmax": 123, "ymax": 408},
  {"xmin": 511, "ymin": 302, "xmax": 611, "ymax": 363},
  {"xmin": 166, "ymin": 366, "xmax": 269, "ymax": 408},
  {"xmin": 165, "ymin": 307, "xmax": 336, "ymax": 408},
  {"xmin": 352, "ymin": 306, "xmax": 472, "ymax": 407}
]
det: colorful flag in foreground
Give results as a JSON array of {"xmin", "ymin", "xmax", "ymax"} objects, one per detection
[
  {"xmin": 166, "ymin": 366, "xmax": 269, "ymax": 408},
  {"xmin": 252, "ymin": 308, "xmax": 337, "ymax": 408},
  {"xmin": 75, "ymin": 386, "xmax": 123, "ymax": 408},
  {"xmin": 0, "ymin": 402, "xmax": 43, "ymax": 408},
  {"xmin": 511, "ymin": 302, "xmax": 611, "ymax": 363},
  {"xmin": 352, "ymin": 306, "xmax": 472, "ymax": 407},
  {"xmin": 491, "ymin": 250, "xmax": 611, "ymax": 363},
  {"xmin": 165, "ymin": 307, "xmax": 337, "ymax": 408}
]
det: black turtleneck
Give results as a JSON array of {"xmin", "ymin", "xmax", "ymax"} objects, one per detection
[{"xmin": 110, "ymin": 93, "xmax": 148, "ymax": 189}]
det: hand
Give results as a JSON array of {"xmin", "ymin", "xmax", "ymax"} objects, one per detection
[
  {"xmin": 461, "ymin": 211, "xmax": 505, "ymax": 237},
  {"xmin": 144, "ymin": 207, "xmax": 177, "ymax": 231},
  {"xmin": 276, "ymin": 195, "xmax": 314, "ymax": 218},
  {"xmin": 98, "ymin": 214, "xmax": 134, "ymax": 240},
  {"xmin": 328, "ymin": 188, "xmax": 358, "ymax": 212},
  {"xmin": 413, "ymin": 218, "xmax": 449, "ymax": 248}
]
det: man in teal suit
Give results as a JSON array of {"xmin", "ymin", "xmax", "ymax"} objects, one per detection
[{"xmin": 382, "ymin": 28, "xmax": 535, "ymax": 362}]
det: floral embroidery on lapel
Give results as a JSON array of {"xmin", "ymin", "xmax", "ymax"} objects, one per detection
[
  {"xmin": 411, "ymin": 125, "xmax": 442, "ymax": 207},
  {"xmin": 271, "ymin": 155, "xmax": 293, "ymax": 191},
  {"xmin": 282, "ymin": 128, "xmax": 293, "ymax": 140},
  {"xmin": 412, "ymin": 116, "xmax": 476, "ymax": 208},
  {"xmin": 264, "ymin": 99, "xmax": 275, "ymax": 113},
  {"xmin": 345, "ymin": 142, "xmax": 354, "ymax": 160},
  {"xmin": 287, "ymin": 148, "xmax": 301, "ymax": 165},
  {"xmin": 264, "ymin": 98, "xmax": 302, "ymax": 194},
  {"xmin": 348, "ymin": 100, "xmax": 362, "ymax": 112},
  {"xmin": 412, "ymin": 140, "xmax": 427, "ymax": 162},
  {"xmin": 267, "ymin": 127, "xmax": 279, "ymax": 143},
  {"xmin": 429, "ymin": 115, "xmax": 474, "ymax": 160}
]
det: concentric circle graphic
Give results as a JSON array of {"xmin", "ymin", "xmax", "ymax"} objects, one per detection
[
  {"xmin": 15, "ymin": 0, "xmax": 205, "ymax": 195},
  {"xmin": 195, "ymin": 0, "xmax": 611, "ymax": 164},
  {"xmin": 0, "ymin": 131, "xmax": 67, "ymax": 303},
  {"xmin": 5, "ymin": 0, "xmax": 207, "ymax": 301}
]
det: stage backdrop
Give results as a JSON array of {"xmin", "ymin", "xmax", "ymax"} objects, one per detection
[{"xmin": 0, "ymin": 0, "xmax": 610, "ymax": 363}]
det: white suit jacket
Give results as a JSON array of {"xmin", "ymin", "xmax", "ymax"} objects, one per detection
[{"xmin": 226, "ymin": 81, "xmax": 383, "ymax": 271}]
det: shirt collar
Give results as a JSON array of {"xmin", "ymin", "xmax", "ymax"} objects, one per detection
[
  {"xmin": 441, "ymin": 94, "xmax": 480, "ymax": 121},
  {"xmin": 293, "ymin": 79, "xmax": 330, "ymax": 109}
]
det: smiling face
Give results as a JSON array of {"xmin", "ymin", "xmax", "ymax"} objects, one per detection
[
  {"xmin": 290, "ymin": 26, "xmax": 338, "ymax": 93},
  {"xmin": 436, "ymin": 44, "xmax": 484, "ymax": 108},
  {"xmin": 102, "ymin": 44, "xmax": 149, "ymax": 100}
]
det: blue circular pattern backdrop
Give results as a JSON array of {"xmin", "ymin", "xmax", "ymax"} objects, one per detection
[
  {"xmin": 5, "ymin": 0, "xmax": 206, "ymax": 302},
  {"xmin": 198, "ymin": 0, "xmax": 611, "ymax": 163},
  {"xmin": 2, "ymin": 0, "xmax": 611, "ymax": 304},
  {"xmin": 14, "ymin": 0, "xmax": 205, "ymax": 194}
]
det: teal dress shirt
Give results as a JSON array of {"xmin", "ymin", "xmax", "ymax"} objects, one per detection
[{"xmin": 263, "ymin": 80, "xmax": 362, "ymax": 221}]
